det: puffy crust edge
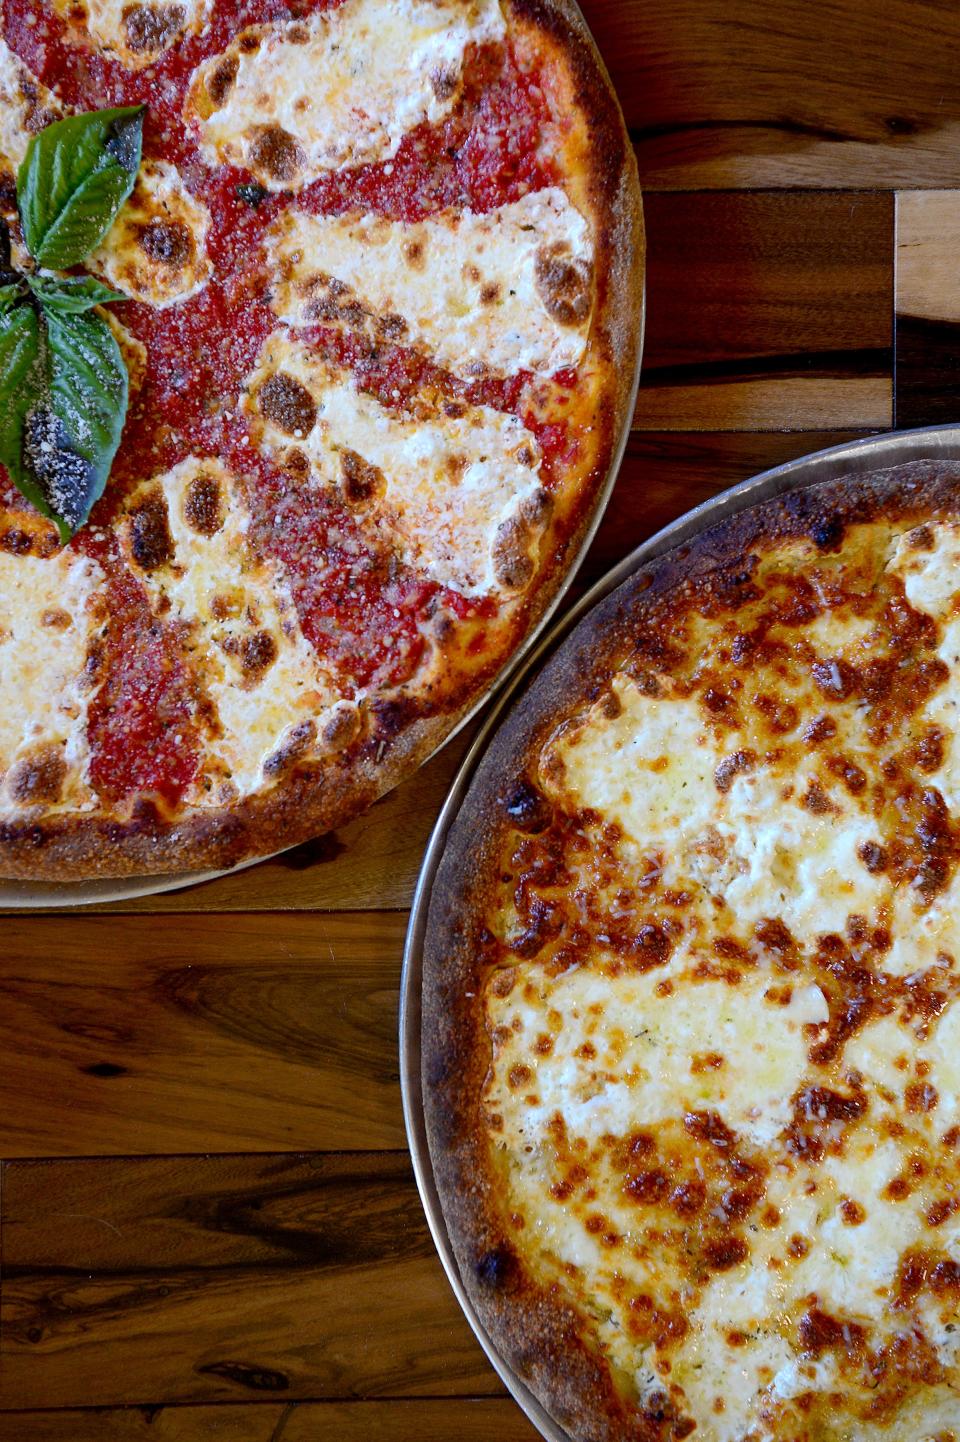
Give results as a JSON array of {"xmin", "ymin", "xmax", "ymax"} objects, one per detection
[{"xmin": 421, "ymin": 458, "xmax": 960, "ymax": 1442}]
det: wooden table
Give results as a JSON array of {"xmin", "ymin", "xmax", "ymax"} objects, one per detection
[{"xmin": 3, "ymin": 2, "xmax": 960, "ymax": 1436}]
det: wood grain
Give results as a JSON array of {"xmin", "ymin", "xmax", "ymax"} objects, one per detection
[
  {"xmin": 895, "ymin": 190, "xmax": 960, "ymax": 427},
  {"xmin": 0, "ymin": 913, "xmax": 405, "ymax": 1156},
  {"xmin": 636, "ymin": 192, "xmax": 893, "ymax": 431},
  {"xmin": 580, "ymin": 0, "xmax": 960, "ymax": 189},
  {"xmin": 0, "ymin": 1400, "xmax": 542, "ymax": 1441},
  {"xmin": 1, "ymin": 1154, "xmax": 500, "ymax": 1410},
  {"xmin": 0, "ymin": 1406, "xmax": 284, "ymax": 1440}
]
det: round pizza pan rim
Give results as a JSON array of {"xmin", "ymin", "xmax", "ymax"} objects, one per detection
[
  {"xmin": 0, "ymin": 289, "xmax": 645, "ymax": 911},
  {"xmin": 399, "ymin": 421, "xmax": 960, "ymax": 1442}
]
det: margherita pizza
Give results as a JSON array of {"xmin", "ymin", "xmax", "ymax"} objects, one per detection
[
  {"xmin": 423, "ymin": 463, "xmax": 960, "ymax": 1441},
  {"xmin": 0, "ymin": 0, "xmax": 642, "ymax": 879}
]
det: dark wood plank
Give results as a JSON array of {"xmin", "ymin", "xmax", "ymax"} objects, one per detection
[
  {"xmin": 0, "ymin": 1154, "xmax": 501, "ymax": 1410},
  {"xmin": 0, "ymin": 912, "xmax": 405, "ymax": 1156},
  {"xmin": 0, "ymin": 1400, "xmax": 541, "ymax": 1441},
  {"xmin": 895, "ymin": 190, "xmax": 960, "ymax": 427},
  {"xmin": 635, "ymin": 191, "xmax": 893, "ymax": 431},
  {"xmin": 580, "ymin": 0, "xmax": 960, "ymax": 189},
  {"xmin": 0, "ymin": 1406, "xmax": 283, "ymax": 1441},
  {"xmin": 580, "ymin": 430, "xmax": 874, "ymax": 586}
]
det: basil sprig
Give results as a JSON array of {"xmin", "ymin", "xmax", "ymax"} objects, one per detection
[{"xmin": 0, "ymin": 105, "xmax": 144, "ymax": 541}]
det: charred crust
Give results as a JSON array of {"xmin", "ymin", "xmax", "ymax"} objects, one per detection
[
  {"xmin": 263, "ymin": 719, "xmax": 316, "ymax": 777},
  {"xmin": 128, "ymin": 489, "xmax": 174, "ymax": 571},
  {"xmin": 338, "ymin": 448, "xmax": 385, "ymax": 505},
  {"xmin": 247, "ymin": 125, "xmax": 304, "ymax": 185},
  {"xmin": 184, "ymin": 470, "xmax": 225, "ymax": 536},
  {"xmin": 122, "ymin": 2, "xmax": 185, "ymax": 53},
  {"xmin": 8, "ymin": 745, "xmax": 67, "ymax": 805},
  {"xmin": 534, "ymin": 241, "xmax": 593, "ymax": 326},
  {"xmin": 257, "ymin": 372, "xmax": 317, "ymax": 436},
  {"xmin": 240, "ymin": 629, "xmax": 278, "ymax": 681},
  {"xmin": 137, "ymin": 219, "xmax": 192, "ymax": 268},
  {"xmin": 206, "ymin": 54, "xmax": 238, "ymax": 105}
]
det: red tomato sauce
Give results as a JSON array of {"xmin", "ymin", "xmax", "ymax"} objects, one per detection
[{"xmin": 2, "ymin": 0, "xmax": 558, "ymax": 802}]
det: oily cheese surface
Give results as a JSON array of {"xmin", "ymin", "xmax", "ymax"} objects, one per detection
[
  {"xmin": 0, "ymin": 0, "xmax": 642, "ymax": 878},
  {"xmin": 425, "ymin": 481, "xmax": 960, "ymax": 1442}
]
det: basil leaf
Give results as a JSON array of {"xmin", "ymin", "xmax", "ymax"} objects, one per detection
[
  {"xmin": 25, "ymin": 305, "xmax": 128, "ymax": 540},
  {"xmin": 0, "ymin": 292, "xmax": 128, "ymax": 541},
  {"xmin": 17, "ymin": 106, "xmax": 144, "ymax": 269},
  {"xmin": 28, "ymin": 272, "xmax": 126, "ymax": 313},
  {"xmin": 0, "ymin": 296, "xmax": 45, "ymax": 517}
]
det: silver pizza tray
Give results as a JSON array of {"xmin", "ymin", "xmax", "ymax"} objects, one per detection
[
  {"xmin": 0, "ymin": 294, "xmax": 645, "ymax": 910},
  {"xmin": 399, "ymin": 423, "xmax": 960, "ymax": 1442}
]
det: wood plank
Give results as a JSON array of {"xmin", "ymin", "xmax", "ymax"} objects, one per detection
[
  {"xmin": 895, "ymin": 190, "xmax": 960, "ymax": 427},
  {"xmin": 579, "ymin": 0, "xmax": 960, "ymax": 189},
  {"xmin": 0, "ymin": 1400, "xmax": 542, "ymax": 1442},
  {"xmin": 580, "ymin": 430, "xmax": 874, "ymax": 585},
  {"xmin": 0, "ymin": 912, "xmax": 406, "ymax": 1156},
  {"xmin": 0, "ymin": 1154, "xmax": 501, "ymax": 1410},
  {"xmin": 0, "ymin": 1406, "xmax": 283, "ymax": 1441},
  {"xmin": 636, "ymin": 192, "xmax": 893, "ymax": 431},
  {"xmin": 282, "ymin": 1399, "xmax": 542, "ymax": 1441}
]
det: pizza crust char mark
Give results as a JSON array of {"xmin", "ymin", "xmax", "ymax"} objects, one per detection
[
  {"xmin": 244, "ymin": 333, "xmax": 552, "ymax": 600},
  {"xmin": 89, "ymin": 160, "xmax": 213, "ymax": 308},
  {"xmin": 267, "ymin": 189, "xmax": 594, "ymax": 380},
  {"xmin": 184, "ymin": 0, "xmax": 506, "ymax": 191},
  {"xmin": 52, "ymin": 0, "xmax": 212, "ymax": 68},
  {"xmin": 118, "ymin": 457, "xmax": 361, "ymax": 804}
]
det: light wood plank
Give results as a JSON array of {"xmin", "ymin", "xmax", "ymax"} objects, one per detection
[
  {"xmin": 0, "ymin": 913, "xmax": 406, "ymax": 1156},
  {"xmin": 579, "ymin": 0, "xmax": 960, "ymax": 189},
  {"xmin": 633, "ymin": 376, "xmax": 891, "ymax": 432},
  {"xmin": 894, "ymin": 190, "xmax": 960, "ymax": 428},
  {"xmin": 0, "ymin": 1155, "xmax": 500, "ymax": 1410}
]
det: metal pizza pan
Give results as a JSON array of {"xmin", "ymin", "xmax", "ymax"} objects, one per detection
[{"xmin": 399, "ymin": 422, "xmax": 960, "ymax": 1441}]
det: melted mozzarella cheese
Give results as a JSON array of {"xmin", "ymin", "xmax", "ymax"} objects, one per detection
[
  {"xmin": 478, "ymin": 517, "xmax": 960, "ymax": 1440},
  {"xmin": 52, "ymin": 0, "xmax": 211, "ymax": 68},
  {"xmin": 486, "ymin": 960, "xmax": 824, "ymax": 1151},
  {"xmin": 0, "ymin": 39, "xmax": 59, "ymax": 179},
  {"xmin": 244, "ymin": 335, "xmax": 547, "ymax": 598},
  {"xmin": 89, "ymin": 160, "xmax": 212, "ymax": 308},
  {"xmin": 0, "ymin": 547, "xmax": 103, "ymax": 814},
  {"xmin": 186, "ymin": 0, "xmax": 505, "ymax": 190},
  {"xmin": 267, "ymin": 189, "xmax": 593, "ymax": 378},
  {"xmin": 119, "ymin": 457, "xmax": 349, "ymax": 801},
  {"xmin": 543, "ymin": 673, "xmax": 890, "ymax": 941}
]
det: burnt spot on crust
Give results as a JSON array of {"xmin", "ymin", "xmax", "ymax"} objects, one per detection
[
  {"xmin": 429, "ymin": 65, "xmax": 458, "ymax": 101},
  {"xmin": 339, "ymin": 449, "xmax": 385, "ymax": 505},
  {"xmin": 128, "ymin": 489, "xmax": 174, "ymax": 571},
  {"xmin": 248, "ymin": 125, "xmax": 304, "ymax": 186},
  {"xmin": 8, "ymin": 745, "xmax": 68, "ymax": 806},
  {"xmin": 321, "ymin": 702, "xmax": 362, "ymax": 752},
  {"xmin": 534, "ymin": 242, "xmax": 593, "ymax": 327},
  {"xmin": 137, "ymin": 219, "xmax": 193, "ymax": 268},
  {"xmin": 503, "ymin": 777, "xmax": 551, "ymax": 834},
  {"xmin": 263, "ymin": 718, "xmax": 316, "ymax": 777},
  {"xmin": 475, "ymin": 1245, "xmax": 517, "ymax": 1291},
  {"xmin": 492, "ymin": 489, "xmax": 552, "ymax": 592},
  {"xmin": 206, "ymin": 54, "xmax": 239, "ymax": 106},
  {"xmin": 714, "ymin": 748, "xmax": 756, "ymax": 794},
  {"xmin": 811, "ymin": 513, "xmax": 845, "ymax": 552},
  {"xmin": 258, "ymin": 372, "xmax": 317, "ymax": 437},
  {"xmin": 184, "ymin": 470, "xmax": 225, "ymax": 536},
  {"xmin": 122, "ymin": 2, "xmax": 186, "ymax": 53},
  {"xmin": 240, "ymin": 629, "xmax": 278, "ymax": 682}
]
